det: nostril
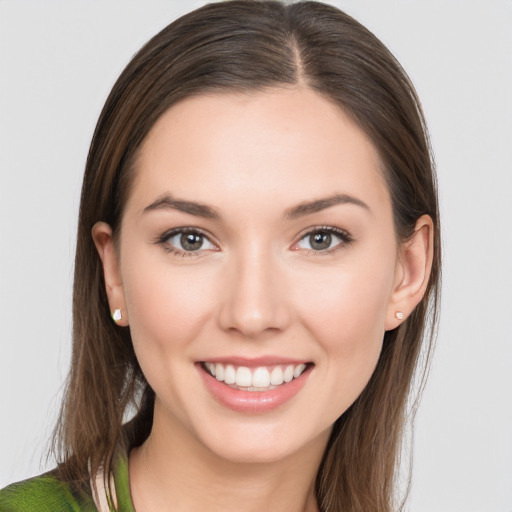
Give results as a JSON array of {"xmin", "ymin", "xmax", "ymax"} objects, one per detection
[{"xmin": 216, "ymin": 256, "xmax": 292, "ymax": 336}]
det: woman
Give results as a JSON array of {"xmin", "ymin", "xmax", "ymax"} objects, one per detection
[{"xmin": 0, "ymin": 1, "xmax": 440, "ymax": 511}]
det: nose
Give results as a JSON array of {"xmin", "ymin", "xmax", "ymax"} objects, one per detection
[{"xmin": 217, "ymin": 246, "xmax": 291, "ymax": 338}]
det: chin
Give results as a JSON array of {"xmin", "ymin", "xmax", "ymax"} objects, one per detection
[{"xmin": 194, "ymin": 419, "xmax": 331, "ymax": 466}]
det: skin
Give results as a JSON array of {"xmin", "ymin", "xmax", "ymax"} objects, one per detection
[{"xmin": 93, "ymin": 87, "xmax": 433, "ymax": 512}]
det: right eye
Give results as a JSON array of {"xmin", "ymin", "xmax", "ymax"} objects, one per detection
[{"xmin": 158, "ymin": 228, "xmax": 217, "ymax": 256}]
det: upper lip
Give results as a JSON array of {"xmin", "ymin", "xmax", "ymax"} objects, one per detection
[{"xmin": 198, "ymin": 356, "xmax": 311, "ymax": 367}]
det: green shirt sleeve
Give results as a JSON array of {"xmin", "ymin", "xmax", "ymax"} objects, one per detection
[
  {"xmin": 0, "ymin": 444, "xmax": 136, "ymax": 512},
  {"xmin": 0, "ymin": 471, "xmax": 99, "ymax": 512}
]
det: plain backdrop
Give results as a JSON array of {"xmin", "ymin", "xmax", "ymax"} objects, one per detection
[{"xmin": 1, "ymin": 1, "xmax": 511, "ymax": 510}]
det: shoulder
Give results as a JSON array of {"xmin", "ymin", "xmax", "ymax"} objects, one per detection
[{"xmin": 0, "ymin": 471, "xmax": 98, "ymax": 512}]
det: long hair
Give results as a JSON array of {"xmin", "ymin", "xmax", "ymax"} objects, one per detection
[{"xmin": 52, "ymin": 2, "xmax": 441, "ymax": 511}]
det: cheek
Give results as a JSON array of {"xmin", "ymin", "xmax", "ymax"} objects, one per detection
[
  {"xmin": 296, "ymin": 258, "xmax": 394, "ymax": 345},
  {"xmin": 120, "ymin": 250, "xmax": 218, "ymax": 360},
  {"xmin": 293, "ymin": 253, "xmax": 396, "ymax": 404}
]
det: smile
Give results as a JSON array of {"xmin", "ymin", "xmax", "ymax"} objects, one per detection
[
  {"xmin": 202, "ymin": 362, "xmax": 309, "ymax": 391},
  {"xmin": 197, "ymin": 359, "xmax": 313, "ymax": 413}
]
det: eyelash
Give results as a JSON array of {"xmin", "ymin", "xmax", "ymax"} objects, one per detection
[
  {"xmin": 155, "ymin": 227, "xmax": 217, "ymax": 257},
  {"xmin": 155, "ymin": 226, "xmax": 353, "ymax": 257},
  {"xmin": 293, "ymin": 226, "xmax": 353, "ymax": 255}
]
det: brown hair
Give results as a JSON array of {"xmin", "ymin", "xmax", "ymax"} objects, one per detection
[{"xmin": 52, "ymin": 2, "xmax": 440, "ymax": 511}]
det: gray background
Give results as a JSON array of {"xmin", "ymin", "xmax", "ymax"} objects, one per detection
[{"xmin": 1, "ymin": 1, "xmax": 511, "ymax": 510}]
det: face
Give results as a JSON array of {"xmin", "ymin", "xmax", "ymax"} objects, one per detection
[{"xmin": 100, "ymin": 88, "xmax": 406, "ymax": 464}]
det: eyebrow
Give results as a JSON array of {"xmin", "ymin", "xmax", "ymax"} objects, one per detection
[
  {"xmin": 284, "ymin": 193, "xmax": 370, "ymax": 219},
  {"xmin": 142, "ymin": 192, "xmax": 369, "ymax": 220},
  {"xmin": 143, "ymin": 193, "xmax": 220, "ymax": 219}
]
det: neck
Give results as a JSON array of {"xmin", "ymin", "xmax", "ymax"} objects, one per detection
[{"xmin": 129, "ymin": 403, "xmax": 329, "ymax": 512}]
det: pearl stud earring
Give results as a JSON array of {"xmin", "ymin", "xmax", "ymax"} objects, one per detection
[
  {"xmin": 112, "ymin": 308, "xmax": 122, "ymax": 322},
  {"xmin": 395, "ymin": 311, "xmax": 404, "ymax": 320}
]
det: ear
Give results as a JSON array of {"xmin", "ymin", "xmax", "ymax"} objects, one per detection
[
  {"xmin": 385, "ymin": 214, "xmax": 434, "ymax": 330},
  {"xmin": 92, "ymin": 221, "xmax": 129, "ymax": 327}
]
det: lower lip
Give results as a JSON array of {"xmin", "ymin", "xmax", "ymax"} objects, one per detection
[{"xmin": 197, "ymin": 364, "xmax": 312, "ymax": 414}]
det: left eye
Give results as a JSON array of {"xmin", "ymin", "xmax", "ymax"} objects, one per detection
[
  {"xmin": 165, "ymin": 230, "xmax": 216, "ymax": 252},
  {"xmin": 295, "ymin": 228, "xmax": 349, "ymax": 252}
]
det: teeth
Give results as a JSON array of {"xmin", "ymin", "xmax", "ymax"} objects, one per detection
[
  {"xmin": 235, "ymin": 367, "xmax": 252, "ymax": 387},
  {"xmin": 252, "ymin": 367, "xmax": 270, "ymax": 388},
  {"xmin": 283, "ymin": 365, "xmax": 294, "ymax": 383},
  {"xmin": 204, "ymin": 362, "xmax": 308, "ymax": 390},
  {"xmin": 215, "ymin": 363, "xmax": 224, "ymax": 382},
  {"xmin": 293, "ymin": 363, "xmax": 306, "ymax": 378},
  {"xmin": 224, "ymin": 364, "xmax": 236, "ymax": 384},
  {"xmin": 270, "ymin": 367, "xmax": 284, "ymax": 385}
]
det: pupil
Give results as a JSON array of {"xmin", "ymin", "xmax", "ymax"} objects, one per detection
[
  {"xmin": 181, "ymin": 233, "xmax": 202, "ymax": 251},
  {"xmin": 310, "ymin": 232, "xmax": 331, "ymax": 250}
]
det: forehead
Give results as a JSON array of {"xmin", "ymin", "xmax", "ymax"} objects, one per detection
[{"xmin": 128, "ymin": 87, "xmax": 390, "ymax": 219}]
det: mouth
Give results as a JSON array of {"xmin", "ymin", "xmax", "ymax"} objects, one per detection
[
  {"xmin": 197, "ymin": 359, "xmax": 313, "ymax": 413},
  {"xmin": 201, "ymin": 361, "xmax": 311, "ymax": 391}
]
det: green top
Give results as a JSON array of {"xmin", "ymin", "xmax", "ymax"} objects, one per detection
[{"xmin": 0, "ymin": 448, "xmax": 135, "ymax": 512}]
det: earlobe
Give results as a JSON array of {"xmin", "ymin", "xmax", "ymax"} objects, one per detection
[
  {"xmin": 92, "ymin": 221, "xmax": 129, "ymax": 327},
  {"xmin": 385, "ymin": 215, "xmax": 434, "ymax": 330}
]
